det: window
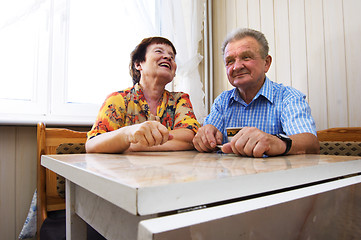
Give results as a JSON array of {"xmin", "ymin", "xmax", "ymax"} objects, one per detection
[
  {"xmin": 0, "ymin": 0, "xmax": 49, "ymax": 121},
  {"xmin": 0, "ymin": 0, "xmax": 206, "ymax": 125},
  {"xmin": 50, "ymin": 0, "xmax": 160, "ymax": 123}
]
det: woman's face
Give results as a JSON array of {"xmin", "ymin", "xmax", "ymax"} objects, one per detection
[{"xmin": 136, "ymin": 43, "xmax": 177, "ymax": 85}]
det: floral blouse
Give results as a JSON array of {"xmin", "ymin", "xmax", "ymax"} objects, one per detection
[{"xmin": 87, "ymin": 83, "xmax": 200, "ymax": 139}]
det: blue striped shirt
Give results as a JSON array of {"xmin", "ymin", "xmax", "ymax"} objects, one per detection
[{"xmin": 204, "ymin": 77, "xmax": 317, "ymax": 144}]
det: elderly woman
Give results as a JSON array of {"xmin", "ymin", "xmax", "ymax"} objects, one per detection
[{"xmin": 86, "ymin": 37, "xmax": 200, "ymax": 153}]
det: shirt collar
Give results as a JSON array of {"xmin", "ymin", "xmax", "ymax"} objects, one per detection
[
  {"xmin": 229, "ymin": 76, "xmax": 274, "ymax": 106},
  {"xmin": 133, "ymin": 82, "xmax": 142, "ymax": 92},
  {"xmin": 132, "ymin": 83, "xmax": 146, "ymax": 101},
  {"xmin": 258, "ymin": 76, "xmax": 273, "ymax": 103}
]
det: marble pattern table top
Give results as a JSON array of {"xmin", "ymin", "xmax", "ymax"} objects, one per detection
[{"xmin": 42, "ymin": 151, "xmax": 361, "ymax": 215}]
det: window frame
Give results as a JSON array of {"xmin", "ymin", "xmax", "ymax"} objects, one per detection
[{"xmin": 0, "ymin": 0, "xmax": 207, "ymax": 126}]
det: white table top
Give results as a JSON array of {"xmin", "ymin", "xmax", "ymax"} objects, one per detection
[{"xmin": 41, "ymin": 151, "xmax": 361, "ymax": 215}]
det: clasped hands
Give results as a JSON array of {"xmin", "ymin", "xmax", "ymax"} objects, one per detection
[
  {"xmin": 124, "ymin": 115, "xmax": 173, "ymax": 147},
  {"xmin": 123, "ymin": 120, "xmax": 286, "ymax": 156},
  {"xmin": 192, "ymin": 124, "xmax": 287, "ymax": 157}
]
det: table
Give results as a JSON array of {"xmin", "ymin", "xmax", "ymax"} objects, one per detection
[{"xmin": 41, "ymin": 151, "xmax": 361, "ymax": 239}]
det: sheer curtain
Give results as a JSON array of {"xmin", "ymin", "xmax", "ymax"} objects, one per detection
[
  {"xmin": 127, "ymin": 0, "xmax": 207, "ymax": 123},
  {"xmin": 0, "ymin": 0, "xmax": 207, "ymax": 125},
  {"xmin": 160, "ymin": 0, "xmax": 207, "ymax": 123}
]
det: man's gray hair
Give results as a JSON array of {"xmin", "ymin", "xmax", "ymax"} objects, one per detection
[{"xmin": 221, "ymin": 28, "xmax": 269, "ymax": 59}]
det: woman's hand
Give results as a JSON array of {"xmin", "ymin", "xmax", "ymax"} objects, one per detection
[
  {"xmin": 125, "ymin": 121, "xmax": 173, "ymax": 147},
  {"xmin": 86, "ymin": 121, "xmax": 173, "ymax": 153}
]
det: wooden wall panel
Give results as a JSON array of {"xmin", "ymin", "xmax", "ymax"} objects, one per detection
[
  {"xmin": 0, "ymin": 127, "xmax": 16, "ymax": 240},
  {"xmin": 0, "ymin": 125, "xmax": 87, "ymax": 239},
  {"xmin": 273, "ymin": 0, "xmax": 291, "ymax": 85},
  {"xmin": 323, "ymin": 0, "xmax": 348, "ymax": 127},
  {"xmin": 248, "ymin": 0, "xmax": 260, "ymax": 30},
  {"xmin": 236, "ymin": 0, "xmax": 248, "ymax": 28},
  {"xmin": 289, "ymin": 0, "xmax": 308, "ymax": 95},
  {"xmin": 343, "ymin": 0, "xmax": 361, "ymax": 127},
  {"xmin": 212, "ymin": 0, "xmax": 228, "ymax": 98},
  {"xmin": 304, "ymin": 0, "xmax": 328, "ymax": 131},
  {"xmin": 211, "ymin": 0, "xmax": 361, "ymax": 130},
  {"xmin": 260, "ymin": 0, "xmax": 276, "ymax": 82},
  {"xmin": 225, "ymin": 0, "xmax": 237, "ymax": 32},
  {"xmin": 224, "ymin": 0, "xmax": 237, "ymax": 91},
  {"xmin": 15, "ymin": 127, "xmax": 37, "ymax": 237}
]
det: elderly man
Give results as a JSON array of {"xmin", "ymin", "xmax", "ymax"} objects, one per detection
[{"xmin": 193, "ymin": 28, "xmax": 319, "ymax": 157}]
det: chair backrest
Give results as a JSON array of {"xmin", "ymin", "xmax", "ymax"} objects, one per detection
[
  {"xmin": 37, "ymin": 122, "xmax": 87, "ymax": 238},
  {"xmin": 317, "ymin": 127, "xmax": 361, "ymax": 141},
  {"xmin": 317, "ymin": 127, "xmax": 361, "ymax": 156}
]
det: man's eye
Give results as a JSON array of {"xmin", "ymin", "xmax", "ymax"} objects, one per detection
[{"xmin": 226, "ymin": 60, "xmax": 234, "ymax": 66}]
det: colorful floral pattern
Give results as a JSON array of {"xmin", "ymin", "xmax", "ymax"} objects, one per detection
[{"xmin": 88, "ymin": 84, "xmax": 200, "ymax": 139}]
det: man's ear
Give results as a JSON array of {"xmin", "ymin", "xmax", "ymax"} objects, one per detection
[{"xmin": 264, "ymin": 55, "xmax": 272, "ymax": 73}]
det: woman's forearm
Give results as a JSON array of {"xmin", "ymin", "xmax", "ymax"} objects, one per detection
[
  {"xmin": 127, "ymin": 128, "xmax": 195, "ymax": 152},
  {"xmin": 85, "ymin": 128, "xmax": 131, "ymax": 153},
  {"xmin": 86, "ymin": 121, "xmax": 181, "ymax": 153}
]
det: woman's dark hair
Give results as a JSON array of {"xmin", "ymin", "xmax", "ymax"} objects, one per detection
[{"xmin": 129, "ymin": 37, "xmax": 177, "ymax": 85}]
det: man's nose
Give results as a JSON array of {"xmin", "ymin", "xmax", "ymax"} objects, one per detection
[{"xmin": 233, "ymin": 59, "xmax": 244, "ymax": 71}]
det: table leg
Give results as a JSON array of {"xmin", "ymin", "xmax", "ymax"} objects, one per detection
[{"xmin": 66, "ymin": 179, "xmax": 87, "ymax": 240}]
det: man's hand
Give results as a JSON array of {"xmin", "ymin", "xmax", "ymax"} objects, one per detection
[
  {"xmin": 221, "ymin": 127, "xmax": 286, "ymax": 157},
  {"xmin": 193, "ymin": 124, "xmax": 223, "ymax": 152},
  {"xmin": 125, "ymin": 121, "xmax": 173, "ymax": 147}
]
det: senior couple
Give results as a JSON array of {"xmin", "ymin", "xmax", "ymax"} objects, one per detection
[{"xmin": 86, "ymin": 28, "xmax": 320, "ymax": 157}]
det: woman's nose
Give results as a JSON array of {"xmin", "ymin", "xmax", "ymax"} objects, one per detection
[{"xmin": 163, "ymin": 53, "xmax": 174, "ymax": 61}]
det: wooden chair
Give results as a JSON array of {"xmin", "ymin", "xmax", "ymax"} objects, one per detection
[
  {"xmin": 37, "ymin": 122, "xmax": 88, "ymax": 239},
  {"xmin": 317, "ymin": 127, "xmax": 361, "ymax": 142},
  {"xmin": 317, "ymin": 127, "xmax": 361, "ymax": 156}
]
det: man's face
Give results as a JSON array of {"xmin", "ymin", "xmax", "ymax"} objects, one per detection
[{"xmin": 224, "ymin": 37, "xmax": 271, "ymax": 91}]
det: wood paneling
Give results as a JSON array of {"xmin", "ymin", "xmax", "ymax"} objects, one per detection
[
  {"xmin": 260, "ymin": 0, "xmax": 276, "ymax": 82},
  {"xmin": 323, "ymin": 0, "xmax": 348, "ymax": 127},
  {"xmin": 0, "ymin": 127, "xmax": 37, "ymax": 239},
  {"xmin": 0, "ymin": 125, "xmax": 89, "ymax": 239},
  {"xmin": 0, "ymin": 126, "xmax": 16, "ymax": 240},
  {"xmin": 15, "ymin": 127, "xmax": 37, "ymax": 237},
  {"xmin": 274, "ymin": 0, "xmax": 291, "ymax": 86},
  {"xmin": 248, "ymin": 0, "xmax": 260, "ymax": 30},
  {"xmin": 236, "ymin": 0, "xmax": 248, "ymax": 28},
  {"xmin": 211, "ymin": 0, "xmax": 361, "ymax": 130},
  {"xmin": 289, "ymin": 0, "xmax": 308, "ymax": 95},
  {"xmin": 305, "ymin": 0, "xmax": 328, "ymax": 130},
  {"xmin": 343, "ymin": 0, "xmax": 361, "ymax": 126},
  {"xmin": 212, "ymin": 0, "xmax": 229, "ymax": 98}
]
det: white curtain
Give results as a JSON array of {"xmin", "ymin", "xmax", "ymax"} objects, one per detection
[
  {"xmin": 123, "ymin": 0, "xmax": 158, "ymax": 36},
  {"xmin": 0, "ymin": 0, "xmax": 207, "ymax": 124},
  {"xmin": 125, "ymin": 0, "xmax": 207, "ymax": 123}
]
